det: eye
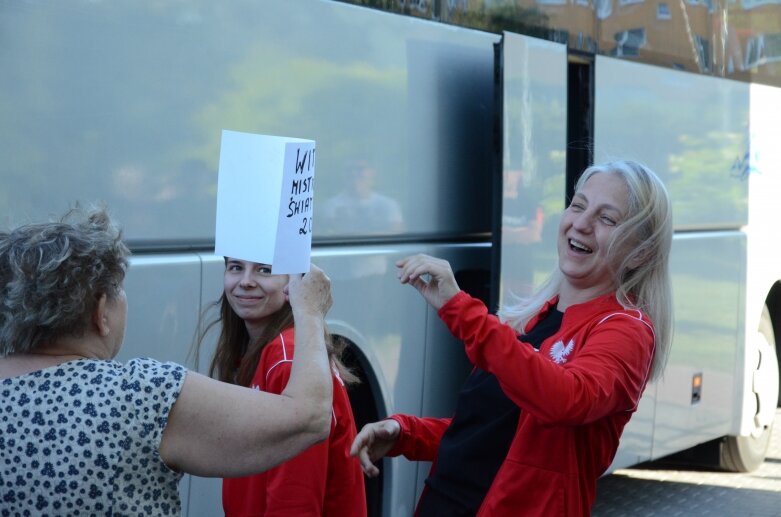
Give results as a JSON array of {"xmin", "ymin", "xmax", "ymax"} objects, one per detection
[
  {"xmin": 600, "ymin": 214, "xmax": 618, "ymax": 226},
  {"xmin": 257, "ymin": 265, "xmax": 273, "ymax": 275},
  {"xmin": 227, "ymin": 263, "xmax": 243, "ymax": 272},
  {"xmin": 569, "ymin": 202, "xmax": 585, "ymax": 212}
]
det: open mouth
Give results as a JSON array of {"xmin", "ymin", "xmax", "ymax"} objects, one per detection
[{"xmin": 569, "ymin": 239, "xmax": 593, "ymax": 253}]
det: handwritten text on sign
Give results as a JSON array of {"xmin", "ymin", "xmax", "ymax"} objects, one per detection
[
  {"xmin": 286, "ymin": 147, "xmax": 315, "ymax": 235},
  {"xmin": 273, "ymin": 141, "xmax": 316, "ymax": 272}
]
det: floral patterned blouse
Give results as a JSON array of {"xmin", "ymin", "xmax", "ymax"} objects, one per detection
[{"xmin": 0, "ymin": 357, "xmax": 186, "ymax": 516}]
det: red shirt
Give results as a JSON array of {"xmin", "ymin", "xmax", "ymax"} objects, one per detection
[
  {"xmin": 389, "ymin": 291, "xmax": 655, "ymax": 516},
  {"xmin": 222, "ymin": 327, "xmax": 367, "ymax": 517}
]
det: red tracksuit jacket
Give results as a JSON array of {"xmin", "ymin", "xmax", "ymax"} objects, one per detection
[
  {"xmin": 389, "ymin": 291, "xmax": 655, "ymax": 516},
  {"xmin": 222, "ymin": 327, "xmax": 367, "ymax": 517}
]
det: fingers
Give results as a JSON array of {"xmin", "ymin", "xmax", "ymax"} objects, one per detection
[
  {"xmin": 357, "ymin": 445, "xmax": 380, "ymax": 478},
  {"xmin": 396, "ymin": 254, "xmax": 438, "ymax": 284},
  {"xmin": 395, "ymin": 254, "xmax": 460, "ymax": 310},
  {"xmin": 349, "ymin": 426, "xmax": 379, "ymax": 477},
  {"xmin": 283, "ymin": 273, "xmax": 302, "ymax": 297},
  {"xmin": 349, "ymin": 419, "xmax": 400, "ymax": 478},
  {"xmin": 288, "ymin": 263, "xmax": 333, "ymax": 317}
]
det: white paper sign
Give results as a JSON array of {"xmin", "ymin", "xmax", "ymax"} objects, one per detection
[{"xmin": 215, "ymin": 129, "xmax": 315, "ymax": 274}]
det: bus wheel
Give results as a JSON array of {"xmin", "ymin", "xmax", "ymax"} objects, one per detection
[
  {"xmin": 720, "ymin": 305, "xmax": 779, "ymax": 472},
  {"xmin": 720, "ymin": 424, "xmax": 773, "ymax": 472}
]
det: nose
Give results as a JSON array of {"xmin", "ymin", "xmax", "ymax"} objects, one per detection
[
  {"xmin": 571, "ymin": 211, "xmax": 593, "ymax": 233},
  {"xmin": 239, "ymin": 269, "xmax": 257, "ymax": 288}
]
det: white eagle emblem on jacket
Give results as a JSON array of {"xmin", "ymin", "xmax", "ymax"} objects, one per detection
[{"xmin": 549, "ymin": 339, "xmax": 575, "ymax": 364}]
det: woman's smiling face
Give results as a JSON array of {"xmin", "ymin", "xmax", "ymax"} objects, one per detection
[
  {"xmin": 557, "ymin": 172, "xmax": 630, "ymax": 298},
  {"xmin": 223, "ymin": 259, "xmax": 289, "ymax": 330}
]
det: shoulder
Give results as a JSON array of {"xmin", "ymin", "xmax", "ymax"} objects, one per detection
[
  {"xmin": 258, "ymin": 327, "xmax": 296, "ymax": 384},
  {"xmin": 120, "ymin": 358, "xmax": 188, "ymax": 395},
  {"xmin": 125, "ymin": 357, "xmax": 187, "ymax": 379},
  {"xmin": 596, "ymin": 308, "xmax": 654, "ymax": 334},
  {"xmin": 260, "ymin": 327, "xmax": 296, "ymax": 363},
  {"xmin": 562, "ymin": 294, "xmax": 655, "ymax": 344}
]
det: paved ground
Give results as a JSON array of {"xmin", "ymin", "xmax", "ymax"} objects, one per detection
[{"xmin": 593, "ymin": 409, "xmax": 781, "ymax": 516}]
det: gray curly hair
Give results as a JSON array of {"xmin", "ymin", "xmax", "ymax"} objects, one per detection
[{"xmin": 0, "ymin": 207, "xmax": 130, "ymax": 356}]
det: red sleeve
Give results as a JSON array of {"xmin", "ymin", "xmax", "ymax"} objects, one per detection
[
  {"xmin": 386, "ymin": 414, "xmax": 451, "ymax": 461},
  {"xmin": 438, "ymin": 291, "xmax": 654, "ymax": 426},
  {"xmin": 261, "ymin": 344, "xmax": 328, "ymax": 516}
]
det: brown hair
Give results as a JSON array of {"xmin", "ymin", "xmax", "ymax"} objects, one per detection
[{"xmin": 200, "ymin": 291, "xmax": 358, "ymax": 388}]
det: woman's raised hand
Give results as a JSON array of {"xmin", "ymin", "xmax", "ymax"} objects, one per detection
[
  {"xmin": 349, "ymin": 419, "xmax": 401, "ymax": 478},
  {"xmin": 396, "ymin": 254, "xmax": 460, "ymax": 310}
]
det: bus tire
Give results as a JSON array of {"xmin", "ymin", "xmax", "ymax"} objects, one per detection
[
  {"xmin": 720, "ymin": 304, "xmax": 779, "ymax": 472},
  {"xmin": 719, "ymin": 424, "xmax": 773, "ymax": 472}
]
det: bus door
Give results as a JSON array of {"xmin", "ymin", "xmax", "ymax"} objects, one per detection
[{"xmin": 494, "ymin": 32, "xmax": 567, "ymax": 313}]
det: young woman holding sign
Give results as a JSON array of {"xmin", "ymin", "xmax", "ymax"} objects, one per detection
[{"xmin": 199, "ymin": 258, "xmax": 367, "ymax": 517}]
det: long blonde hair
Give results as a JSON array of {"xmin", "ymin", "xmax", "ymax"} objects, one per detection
[{"xmin": 498, "ymin": 160, "xmax": 673, "ymax": 381}]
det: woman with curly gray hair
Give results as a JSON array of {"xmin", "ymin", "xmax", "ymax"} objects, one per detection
[{"xmin": 0, "ymin": 207, "xmax": 335, "ymax": 516}]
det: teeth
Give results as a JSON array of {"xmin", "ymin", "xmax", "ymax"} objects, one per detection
[{"xmin": 570, "ymin": 239, "xmax": 592, "ymax": 252}]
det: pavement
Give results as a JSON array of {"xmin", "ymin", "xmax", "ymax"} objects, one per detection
[{"xmin": 593, "ymin": 409, "xmax": 781, "ymax": 516}]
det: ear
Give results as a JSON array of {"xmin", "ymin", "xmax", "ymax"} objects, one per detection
[{"xmin": 92, "ymin": 293, "xmax": 111, "ymax": 337}]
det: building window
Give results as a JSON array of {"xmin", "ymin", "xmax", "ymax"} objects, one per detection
[
  {"xmin": 595, "ymin": 0, "xmax": 613, "ymax": 19},
  {"xmin": 741, "ymin": 0, "xmax": 781, "ymax": 8},
  {"xmin": 576, "ymin": 32, "xmax": 599, "ymax": 52},
  {"xmin": 694, "ymin": 35, "xmax": 711, "ymax": 72},
  {"xmin": 619, "ymin": 0, "xmax": 644, "ymax": 5},
  {"xmin": 610, "ymin": 28, "xmax": 645, "ymax": 57},
  {"xmin": 657, "ymin": 2, "xmax": 672, "ymax": 18},
  {"xmin": 745, "ymin": 33, "xmax": 781, "ymax": 69},
  {"xmin": 536, "ymin": 0, "xmax": 567, "ymax": 5},
  {"xmin": 551, "ymin": 29, "xmax": 569, "ymax": 43}
]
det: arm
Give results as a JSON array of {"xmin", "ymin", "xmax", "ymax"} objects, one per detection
[
  {"xmin": 262, "ymin": 352, "xmax": 329, "ymax": 516},
  {"xmin": 159, "ymin": 265, "xmax": 334, "ymax": 478},
  {"xmin": 387, "ymin": 414, "xmax": 451, "ymax": 461},
  {"xmin": 439, "ymin": 292, "xmax": 654, "ymax": 426},
  {"xmin": 350, "ymin": 415, "xmax": 450, "ymax": 477}
]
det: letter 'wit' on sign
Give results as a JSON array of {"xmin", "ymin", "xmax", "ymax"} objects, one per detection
[{"xmin": 215, "ymin": 129, "xmax": 316, "ymax": 274}]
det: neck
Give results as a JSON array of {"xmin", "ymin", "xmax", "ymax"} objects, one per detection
[
  {"xmin": 26, "ymin": 335, "xmax": 108, "ymax": 361},
  {"xmin": 244, "ymin": 321, "xmax": 269, "ymax": 344},
  {"xmin": 557, "ymin": 284, "xmax": 613, "ymax": 312},
  {"xmin": 26, "ymin": 349, "xmax": 93, "ymax": 360}
]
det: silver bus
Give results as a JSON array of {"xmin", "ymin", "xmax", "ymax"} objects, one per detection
[{"xmin": 1, "ymin": 1, "xmax": 779, "ymax": 515}]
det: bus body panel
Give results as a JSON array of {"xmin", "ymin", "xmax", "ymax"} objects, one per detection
[
  {"xmin": 594, "ymin": 56, "xmax": 750, "ymax": 232},
  {"xmin": 0, "ymin": 0, "xmax": 497, "ymax": 244},
  {"xmin": 652, "ymin": 232, "xmax": 745, "ymax": 458}
]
